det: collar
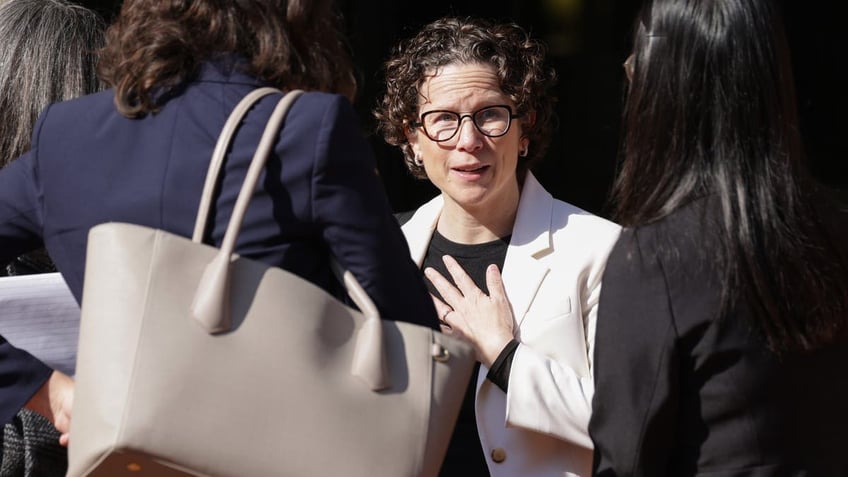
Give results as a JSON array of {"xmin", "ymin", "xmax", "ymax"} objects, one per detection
[
  {"xmin": 194, "ymin": 55, "xmax": 268, "ymax": 88},
  {"xmin": 401, "ymin": 171, "xmax": 555, "ymax": 266}
]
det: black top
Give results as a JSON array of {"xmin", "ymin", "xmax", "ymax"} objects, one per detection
[
  {"xmin": 422, "ymin": 230, "xmax": 510, "ymax": 477},
  {"xmin": 590, "ymin": 196, "xmax": 848, "ymax": 476},
  {"xmin": 423, "ymin": 230, "xmax": 510, "ymax": 299}
]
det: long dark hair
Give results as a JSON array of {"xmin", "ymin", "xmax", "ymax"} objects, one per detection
[
  {"xmin": 98, "ymin": 0, "xmax": 357, "ymax": 117},
  {"xmin": 613, "ymin": 0, "xmax": 847, "ymax": 353}
]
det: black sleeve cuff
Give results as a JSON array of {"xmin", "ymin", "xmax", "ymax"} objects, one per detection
[{"xmin": 486, "ymin": 339, "xmax": 519, "ymax": 393}]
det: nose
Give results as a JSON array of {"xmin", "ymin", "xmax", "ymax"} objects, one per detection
[{"xmin": 455, "ymin": 116, "xmax": 483, "ymax": 152}]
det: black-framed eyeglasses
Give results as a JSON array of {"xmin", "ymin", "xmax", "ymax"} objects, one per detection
[{"xmin": 410, "ymin": 105, "xmax": 522, "ymax": 142}]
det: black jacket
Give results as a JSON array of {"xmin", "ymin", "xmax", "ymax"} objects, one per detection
[{"xmin": 590, "ymin": 197, "xmax": 848, "ymax": 476}]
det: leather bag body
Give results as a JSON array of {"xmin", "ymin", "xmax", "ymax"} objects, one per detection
[{"xmin": 67, "ymin": 89, "xmax": 475, "ymax": 477}]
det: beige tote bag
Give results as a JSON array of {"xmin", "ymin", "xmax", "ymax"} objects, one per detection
[{"xmin": 67, "ymin": 89, "xmax": 475, "ymax": 477}]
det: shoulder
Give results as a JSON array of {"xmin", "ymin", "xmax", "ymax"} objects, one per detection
[
  {"xmin": 549, "ymin": 198, "xmax": 621, "ymax": 258},
  {"xmin": 606, "ymin": 197, "xmax": 720, "ymax": 311},
  {"xmin": 398, "ymin": 195, "xmax": 442, "ymax": 231},
  {"xmin": 518, "ymin": 172, "xmax": 621, "ymax": 249},
  {"xmin": 36, "ymin": 90, "xmax": 116, "ymax": 129},
  {"xmin": 552, "ymin": 199, "xmax": 620, "ymax": 237},
  {"xmin": 46, "ymin": 89, "xmax": 115, "ymax": 112},
  {"xmin": 281, "ymin": 92, "xmax": 365, "ymax": 153},
  {"xmin": 31, "ymin": 90, "xmax": 122, "ymax": 162},
  {"xmin": 288, "ymin": 91, "xmax": 356, "ymax": 123},
  {"xmin": 615, "ymin": 196, "xmax": 716, "ymax": 266}
]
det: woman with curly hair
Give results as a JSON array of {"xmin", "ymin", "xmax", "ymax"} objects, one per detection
[
  {"xmin": 0, "ymin": 0, "xmax": 438, "ymax": 451},
  {"xmin": 376, "ymin": 16, "xmax": 620, "ymax": 476}
]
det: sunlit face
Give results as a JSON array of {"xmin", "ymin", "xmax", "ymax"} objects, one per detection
[{"xmin": 406, "ymin": 62, "xmax": 528, "ymax": 215}]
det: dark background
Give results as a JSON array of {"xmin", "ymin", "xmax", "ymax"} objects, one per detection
[{"xmin": 79, "ymin": 0, "xmax": 847, "ymax": 219}]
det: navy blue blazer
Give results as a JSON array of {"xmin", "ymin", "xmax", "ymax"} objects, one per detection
[{"xmin": 0, "ymin": 60, "xmax": 438, "ymax": 425}]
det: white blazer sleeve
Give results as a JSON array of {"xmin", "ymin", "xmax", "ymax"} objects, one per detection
[{"xmin": 503, "ymin": 279, "xmax": 601, "ymax": 450}]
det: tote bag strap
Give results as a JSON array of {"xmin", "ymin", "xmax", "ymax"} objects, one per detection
[
  {"xmin": 191, "ymin": 87, "xmax": 282, "ymax": 243},
  {"xmin": 188, "ymin": 89, "xmax": 389, "ymax": 390}
]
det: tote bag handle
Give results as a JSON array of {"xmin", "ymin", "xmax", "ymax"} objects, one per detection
[{"xmin": 187, "ymin": 89, "xmax": 389, "ymax": 391}]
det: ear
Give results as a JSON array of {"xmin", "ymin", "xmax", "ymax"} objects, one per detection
[
  {"xmin": 405, "ymin": 123, "xmax": 422, "ymax": 157},
  {"xmin": 518, "ymin": 111, "xmax": 536, "ymax": 149}
]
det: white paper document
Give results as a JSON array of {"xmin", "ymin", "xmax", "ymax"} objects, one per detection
[{"xmin": 0, "ymin": 272, "xmax": 80, "ymax": 376}]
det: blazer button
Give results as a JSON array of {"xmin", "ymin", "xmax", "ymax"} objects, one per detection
[{"xmin": 490, "ymin": 448, "xmax": 507, "ymax": 463}]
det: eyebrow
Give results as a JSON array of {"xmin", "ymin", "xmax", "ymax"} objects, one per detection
[{"xmin": 419, "ymin": 98, "xmax": 513, "ymax": 111}]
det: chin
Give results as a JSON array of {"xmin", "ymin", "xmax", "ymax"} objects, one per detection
[{"xmin": 448, "ymin": 191, "xmax": 492, "ymax": 210}]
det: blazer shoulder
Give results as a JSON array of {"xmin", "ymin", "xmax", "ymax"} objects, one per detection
[
  {"xmin": 550, "ymin": 199, "xmax": 621, "ymax": 249},
  {"xmin": 624, "ymin": 197, "xmax": 718, "ymax": 265},
  {"xmin": 287, "ymin": 91, "xmax": 354, "ymax": 119},
  {"xmin": 551, "ymin": 199, "xmax": 619, "ymax": 230},
  {"xmin": 282, "ymin": 92, "xmax": 365, "ymax": 150},
  {"xmin": 399, "ymin": 195, "xmax": 442, "ymax": 234},
  {"xmin": 36, "ymin": 90, "xmax": 117, "ymax": 130}
]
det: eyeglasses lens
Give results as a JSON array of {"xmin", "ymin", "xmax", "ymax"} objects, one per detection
[{"xmin": 421, "ymin": 106, "xmax": 512, "ymax": 141}]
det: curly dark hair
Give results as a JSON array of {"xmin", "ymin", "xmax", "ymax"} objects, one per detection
[
  {"xmin": 375, "ymin": 17, "xmax": 557, "ymax": 179},
  {"xmin": 98, "ymin": 0, "xmax": 356, "ymax": 117}
]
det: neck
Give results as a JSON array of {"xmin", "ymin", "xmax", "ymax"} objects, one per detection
[{"xmin": 437, "ymin": 184, "xmax": 520, "ymax": 245}]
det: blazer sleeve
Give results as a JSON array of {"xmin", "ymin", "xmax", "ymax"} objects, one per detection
[
  {"xmin": 0, "ymin": 337, "xmax": 53, "ymax": 426},
  {"xmin": 589, "ymin": 230, "xmax": 680, "ymax": 476},
  {"xmin": 506, "ymin": 342, "xmax": 596, "ymax": 448},
  {"xmin": 309, "ymin": 95, "xmax": 438, "ymax": 328},
  {"xmin": 503, "ymin": 238, "xmax": 611, "ymax": 450},
  {"xmin": 0, "ymin": 151, "xmax": 44, "ymax": 264},
  {"xmin": 0, "ymin": 152, "xmax": 54, "ymax": 426}
]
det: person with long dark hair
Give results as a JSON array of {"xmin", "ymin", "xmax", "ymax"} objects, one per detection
[
  {"xmin": 589, "ymin": 0, "xmax": 848, "ymax": 474},
  {"xmin": 0, "ymin": 0, "xmax": 437, "ymax": 451}
]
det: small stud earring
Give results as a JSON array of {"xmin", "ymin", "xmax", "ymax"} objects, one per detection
[
  {"xmin": 519, "ymin": 145, "xmax": 529, "ymax": 158},
  {"xmin": 414, "ymin": 154, "xmax": 424, "ymax": 166}
]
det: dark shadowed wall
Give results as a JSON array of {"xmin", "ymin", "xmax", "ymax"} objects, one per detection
[{"xmin": 79, "ymin": 0, "xmax": 848, "ymax": 217}]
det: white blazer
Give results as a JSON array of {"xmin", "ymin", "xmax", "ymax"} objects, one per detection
[{"xmin": 401, "ymin": 173, "xmax": 620, "ymax": 477}]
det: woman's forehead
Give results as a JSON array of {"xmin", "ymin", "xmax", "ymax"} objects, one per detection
[{"xmin": 417, "ymin": 63, "xmax": 508, "ymax": 108}]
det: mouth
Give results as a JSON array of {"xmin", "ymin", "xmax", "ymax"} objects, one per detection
[
  {"xmin": 450, "ymin": 164, "xmax": 490, "ymax": 182},
  {"xmin": 451, "ymin": 164, "xmax": 489, "ymax": 174}
]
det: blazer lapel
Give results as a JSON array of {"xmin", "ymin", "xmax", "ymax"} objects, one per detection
[
  {"xmin": 501, "ymin": 173, "xmax": 554, "ymax": 327},
  {"xmin": 400, "ymin": 195, "xmax": 443, "ymax": 267}
]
